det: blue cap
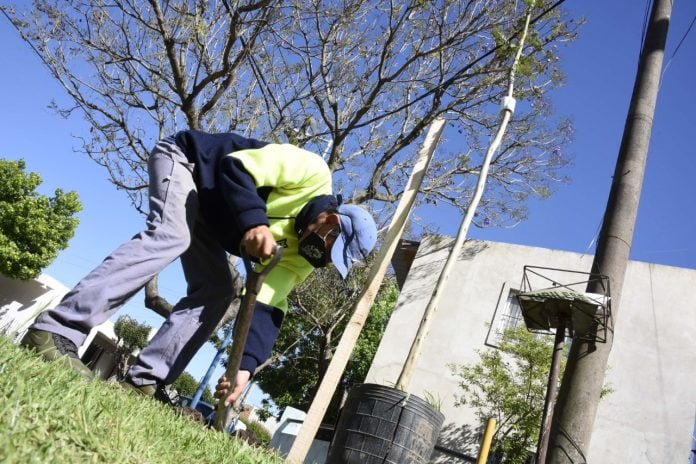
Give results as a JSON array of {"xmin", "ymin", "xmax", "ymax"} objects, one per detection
[{"xmin": 331, "ymin": 204, "xmax": 378, "ymax": 279}]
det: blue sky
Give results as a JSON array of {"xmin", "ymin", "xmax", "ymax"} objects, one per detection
[
  {"xmin": 465, "ymin": 1, "xmax": 696, "ymax": 269},
  {"xmin": 1, "ymin": 1, "xmax": 694, "ymax": 402}
]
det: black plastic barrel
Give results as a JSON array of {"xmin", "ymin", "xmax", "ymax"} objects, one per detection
[{"xmin": 327, "ymin": 383, "xmax": 444, "ymax": 464}]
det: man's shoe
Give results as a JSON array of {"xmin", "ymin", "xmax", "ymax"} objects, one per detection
[
  {"xmin": 20, "ymin": 328, "xmax": 94, "ymax": 380},
  {"xmin": 119, "ymin": 379, "xmax": 157, "ymax": 396},
  {"xmin": 119, "ymin": 379, "xmax": 173, "ymax": 406}
]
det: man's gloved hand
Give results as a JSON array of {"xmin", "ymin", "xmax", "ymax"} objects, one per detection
[
  {"xmin": 214, "ymin": 370, "xmax": 251, "ymax": 407},
  {"xmin": 242, "ymin": 225, "xmax": 276, "ymax": 259}
]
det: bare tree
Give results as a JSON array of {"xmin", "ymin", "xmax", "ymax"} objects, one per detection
[
  {"xmin": 256, "ymin": 0, "xmax": 578, "ymax": 228},
  {"xmin": 2, "ymin": 0, "xmax": 580, "ymax": 321}
]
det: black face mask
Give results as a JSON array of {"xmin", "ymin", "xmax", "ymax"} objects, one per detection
[{"xmin": 298, "ymin": 225, "xmax": 340, "ymax": 268}]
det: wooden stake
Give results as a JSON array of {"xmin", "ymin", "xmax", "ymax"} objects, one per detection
[{"xmin": 395, "ymin": 4, "xmax": 533, "ymax": 393}]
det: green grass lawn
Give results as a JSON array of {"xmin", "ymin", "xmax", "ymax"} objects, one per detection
[{"xmin": 0, "ymin": 336, "xmax": 286, "ymax": 464}]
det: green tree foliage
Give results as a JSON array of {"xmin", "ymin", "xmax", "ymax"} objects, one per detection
[
  {"xmin": 0, "ymin": 159, "xmax": 81, "ymax": 280},
  {"xmin": 171, "ymin": 371, "xmax": 198, "ymax": 397},
  {"xmin": 254, "ymin": 399, "xmax": 274, "ymax": 422},
  {"xmin": 171, "ymin": 371, "xmax": 215, "ymax": 404},
  {"xmin": 201, "ymin": 386, "xmax": 215, "ymax": 404},
  {"xmin": 253, "ymin": 260, "xmax": 399, "ymax": 423},
  {"xmin": 113, "ymin": 315, "xmax": 152, "ymax": 381},
  {"xmin": 450, "ymin": 326, "xmax": 562, "ymax": 464}
]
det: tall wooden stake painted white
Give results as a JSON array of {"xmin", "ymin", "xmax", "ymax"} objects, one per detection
[{"xmin": 395, "ymin": 5, "xmax": 534, "ymax": 392}]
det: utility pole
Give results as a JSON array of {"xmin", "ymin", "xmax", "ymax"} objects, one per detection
[{"xmin": 546, "ymin": 1, "xmax": 672, "ymax": 462}]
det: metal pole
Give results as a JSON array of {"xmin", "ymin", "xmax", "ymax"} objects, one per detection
[
  {"xmin": 689, "ymin": 407, "xmax": 696, "ymax": 464},
  {"xmin": 547, "ymin": 1, "xmax": 672, "ymax": 461},
  {"xmin": 191, "ymin": 326, "xmax": 233, "ymax": 409},
  {"xmin": 536, "ymin": 324, "xmax": 565, "ymax": 464},
  {"xmin": 476, "ymin": 417, "xmax": 497, "ymax": 464}
]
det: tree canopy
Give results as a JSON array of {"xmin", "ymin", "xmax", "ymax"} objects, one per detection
[
  {"xmin": 0, "ymin": 158, "xmax": 82, "ymax": 280},
  {"xmin": 171, "ymin": 371, "xmax": 215, "ymax": 404},
  {"xmin": 3, "ymin": 0, "xmax": 579, "ymax": 226}
]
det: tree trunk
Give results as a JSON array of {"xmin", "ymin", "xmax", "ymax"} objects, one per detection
[{"xmin": 144, "ymin": 275, "xmax": 174, "ymax": 318}]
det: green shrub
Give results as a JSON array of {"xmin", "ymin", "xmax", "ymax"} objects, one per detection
[{"xmin": 239, "ymin": 416, "xmax": 272, "ymax": 446}]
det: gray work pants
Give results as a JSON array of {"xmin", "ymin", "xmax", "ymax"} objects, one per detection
[{"xmin": 33, "ymin": 138, "xmax": 234, "ymax": 385}]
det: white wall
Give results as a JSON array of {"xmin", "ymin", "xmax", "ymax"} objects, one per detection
[
  {"xmin": 269, "ymin": 406, "xmax": 330, "ymax": 464},
  {"xmin": 0, "ymin": 273, "xmax": 144, "ymax": 380},
  {"xmin": 0, "ymin": 273, "xmax": 69, "ymax": 342},
  {"xmin": 366, "ymin": 236, "xmax": 696, "ymax": 463}
]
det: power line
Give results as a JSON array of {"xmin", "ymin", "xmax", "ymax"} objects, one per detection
[
  {"xmin": 659, "ymin": 11, "xmax": 696, "ymax": 87},
  {"xmin": 640, "ymin": 0, "xmax": 654, "ymax": 58},
  {"xmin": 669, "ymin": 12, "xmax": 696, "ymax": 61}
]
